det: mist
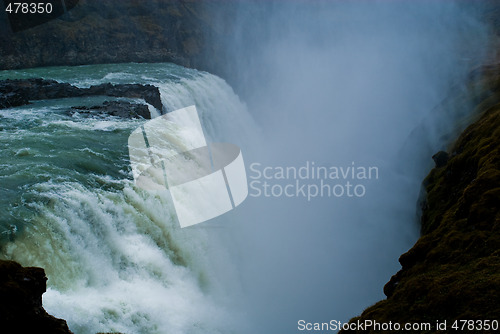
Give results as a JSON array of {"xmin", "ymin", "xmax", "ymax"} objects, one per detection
[{"xmin": 205, "ymin": 1, "xmax": 490, "ymax": 333}]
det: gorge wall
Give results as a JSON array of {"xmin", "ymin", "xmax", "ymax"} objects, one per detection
[{"xmin": 0, "ymin": 0, "xmax": 236, "ymax": 77}]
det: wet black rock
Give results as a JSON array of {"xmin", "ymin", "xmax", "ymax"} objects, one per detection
[
  {"xmin": 431, "ymin": 151, "xmax": 449, "ymax": 168},
  {"xmin": 0, "ymin": 91, "xmax": 29, "ymax": 109},
  {"xmin": 0, "ymin": 78, "xmax": 163, "ymax": 111},
  {"xmin": 86, "ymin": 83, "xmax": 163, "ymax": 111},
  {"xmin": 0, "ymin": 260, "xmax": 73, "ymax": 334},
  {"xmin": 71, "ymin": 101, "xmax": 151, "ymax": 119}
]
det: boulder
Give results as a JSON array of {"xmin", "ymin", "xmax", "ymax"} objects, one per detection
[
  {"xmin": 71, "ymin": 101, "xmax": 151, "ymax": 119},
  {"xmin": 0, "ymin": 260, "xmax": 73, "ymax": 334}
]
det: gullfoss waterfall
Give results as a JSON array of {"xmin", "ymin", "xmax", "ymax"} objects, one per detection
[{"xmin": 0, "ymin": 63, "xmax": 254, "ymax": 334}]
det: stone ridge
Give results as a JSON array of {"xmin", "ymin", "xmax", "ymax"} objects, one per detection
[
  {"xmin": 0, "ymin": 78, "xmax": 163, "ymax": 112},
  {"xmin": 340, "ymin": 65, "xmax": 500, "ymax": 333}
]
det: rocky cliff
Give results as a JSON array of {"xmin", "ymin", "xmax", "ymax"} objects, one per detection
[
  {"xmin": 340, "ymin": 65, "xmax": 500, "ymax": 333},
  {"xmin": 0, "ymin": 0, "xmax": 235, "ymax": 76},
  {"xmin": 0, "ymin": 260, "xmax": 73, "ymax": 334}
]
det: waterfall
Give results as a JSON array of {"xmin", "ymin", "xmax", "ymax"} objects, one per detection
[{"xmin": 0, "ymin": 63, "xmax": 255, "ymax": 334}]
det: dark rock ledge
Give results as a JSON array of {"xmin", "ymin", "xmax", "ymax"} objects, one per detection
[
  {"xmin": 0, "ymin": 78, "xmax": 163, "ymax": 114},
  {"xmin": 340, "ymin": 65, "xmax": 500, "ymax": 333},
  {"xmin": 0, "ymin": 260, "xmax": 73, "ymax": 334},
  {"xmin": 71, "ymin": 101, "xmax": 152, "ymax": 119}
]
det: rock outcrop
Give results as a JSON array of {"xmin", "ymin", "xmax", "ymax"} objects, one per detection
[
  {"xmin": 0, "ymin": 260, "xmax": 73, "ymax": 334},
  {"xmin": 0, "ymin": 78, "xmax": 162, "ymax": 112},
  {"xmin": 340, "ymin": 65, "xmax": 500, "ymax": 333},
  {"xmin": 71, "ymin": 101, "xmax": 151, "ymax": 119}
]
